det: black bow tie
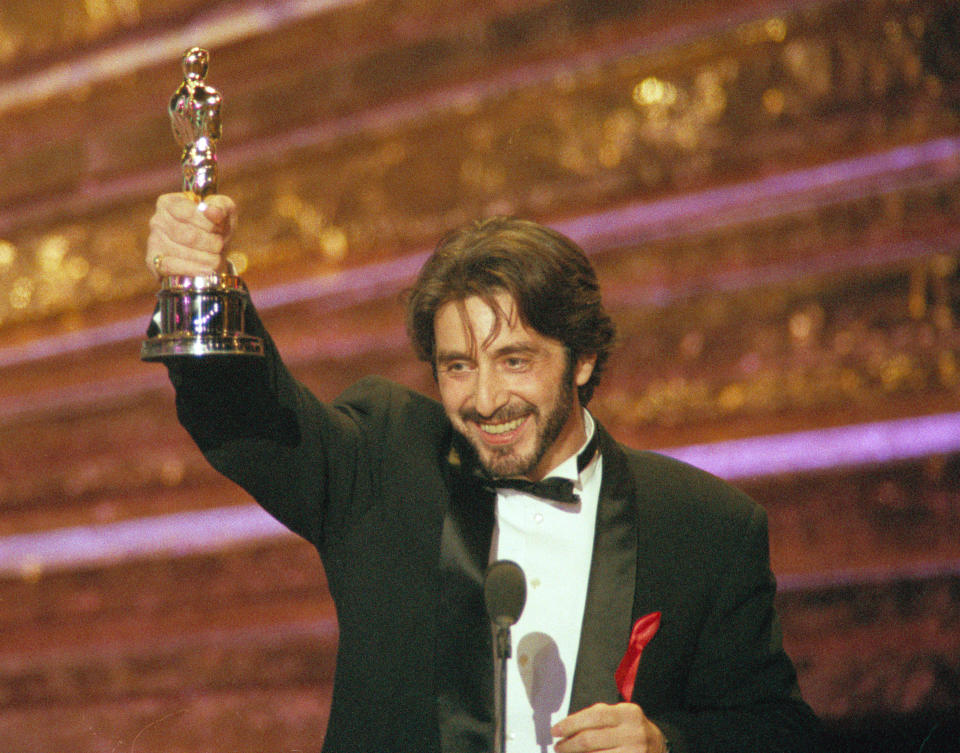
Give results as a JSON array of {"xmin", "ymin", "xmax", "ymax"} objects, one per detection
[
  {"xmin": 487, "ymin": 475, "xmax": 579, "ymax": 504},
  {"xmin": 479, "ymin": 430, "xmax": 599, "ymax": 505}
]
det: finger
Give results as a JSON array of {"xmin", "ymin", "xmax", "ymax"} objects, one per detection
[
  {"xmin": 146, "ymin": 223, "xmax": 223, "ymax": 266},
  {"xmin": 156, "ymin": 192, "xmax": 235, "ymax": 243},
  {"xmin": 552, "ymin": 703, "xmax": 620, "ymax": 739},
  {"xmin": 553, "ymin": 724, "xmax": 631, "ymax": 753},
  {"xmin": 553, "ymin": 726, "xmax": 639, "ymax": 753},
  {"xmin": 158, "ymin": 195, "xmax": 215, "ymax": 234},
  {"xmin": 149, "ymin": 205, "xmax": 227, "ymax": 258},
  {"xmin": 553, "ymin": 703, "xmax": 657, "ymax": 753},
  {"xmin": 157, "ymin": 192, "xmax": 213, "ymax": 227},
  {"xmin": 145, "ymin": 225, "xmax": 224, "ymax": 278},
  {"xmin": 151, "ymin": 254, "xmax": 223, "ymax": 278},
  {"xmin": 198, "ymin": 193, "xmax": 237, "ymax": 232}
]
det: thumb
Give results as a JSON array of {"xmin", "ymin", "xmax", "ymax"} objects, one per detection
[{"xmin": 198, "ymin": 193, "xmax": 237, "ymax": 232}]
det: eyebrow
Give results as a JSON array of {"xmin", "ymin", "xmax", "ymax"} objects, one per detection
[
  {"xmin": 491, "ymin": 342, "xmax": 539, "ymax": 358},
  {"xmin": 435, "ymin": 349, "xmax": 471, "ymax": 366},
  {"xmin": 436, "ymin": 341, "xmax": 539, "ymax": 365}
]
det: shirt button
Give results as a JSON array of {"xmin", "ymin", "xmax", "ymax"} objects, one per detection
[{"xmin": 533, "ymin": 512, "xmax": 544, "ymax": 524}]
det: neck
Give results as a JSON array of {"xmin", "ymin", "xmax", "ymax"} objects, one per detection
[{"xmin": 528, "ymin": 405, "xmax": 588, "ymax": 481}]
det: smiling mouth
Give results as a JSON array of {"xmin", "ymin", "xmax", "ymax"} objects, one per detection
[{"xmin": 477, "ymin": 415, "xmax": 526, "ymax": 436}]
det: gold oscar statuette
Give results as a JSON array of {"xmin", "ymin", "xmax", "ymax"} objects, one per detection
[{"xmin": 141, "ymin": 46, "xmax": 264, "ymax": 361}]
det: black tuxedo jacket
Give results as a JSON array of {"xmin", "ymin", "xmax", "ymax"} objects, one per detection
[{"xmin": 167, "ymin": 317, "xmax": 823, "ymax": 753}]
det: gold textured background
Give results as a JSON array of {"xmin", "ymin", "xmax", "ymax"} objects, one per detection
[{"xmin": 1, "ymin": 0, "xmax": 958, "ymax": 750}]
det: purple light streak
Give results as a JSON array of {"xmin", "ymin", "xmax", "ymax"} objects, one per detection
[
  {"xmin": 555, "ymin": 137, "xmax": 960, "ymax": 252},
  {"xmin": 3, "ymin": 411, "xmax": 960, "ymax": 580},
  {"xmin": 0, "ymin": 0, "xmax": 363, "ymax": 114},
  {"xmin": 662, "ymin": 411, "xmax": 960, "ymax": 480},
  {"xmin": 2, "ymin": 135, "xmax": 958, "ymax": 370},
  {"xmin": 0, "ymin": 504, "xmax": 291, "ymax": 578}
]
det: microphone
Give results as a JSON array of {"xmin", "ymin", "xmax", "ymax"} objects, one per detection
[
  {"xmin": 484, "ymin": 560, "xmax": 526, "ymax": 753},
  {"xmin": 484, "ymin": 559, "xmax": 527, "ymax": 636}
]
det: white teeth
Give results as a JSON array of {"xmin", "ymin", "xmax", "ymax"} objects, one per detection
[{"xmin": 480, "ymin": 417, "xmax": 524, "ymax": 435}]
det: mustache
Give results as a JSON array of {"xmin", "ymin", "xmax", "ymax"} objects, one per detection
[{"xmin": 459, "ymin": 402, "xmax": 536, "ymax": 425}]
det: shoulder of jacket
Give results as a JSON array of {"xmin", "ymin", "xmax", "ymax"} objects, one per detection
[
  {"xmin": 333, "ymin": 375, "xmax": 446, "ymax": 428},
  {"xmin": 616, "ymin": 441, "xmax": 765, "ymax": 532}
]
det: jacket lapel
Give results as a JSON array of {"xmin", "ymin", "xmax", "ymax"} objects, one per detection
[
  {"xmin": 435, "ymin": 434, "xmax": 497, "ymax": 752},
  {"xmin": 568, "ymin": 426, "xmax": 639, "ymax": 712}
]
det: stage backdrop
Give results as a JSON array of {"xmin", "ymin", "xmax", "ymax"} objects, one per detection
[{"xmin": 0, "ymin": 1, "xmax": 958, "ymax": 751}]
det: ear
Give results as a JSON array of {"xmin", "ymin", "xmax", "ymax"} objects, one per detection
[{"xmin": 573, "ymin": 352, "xmax": 597, "ymax": 388}]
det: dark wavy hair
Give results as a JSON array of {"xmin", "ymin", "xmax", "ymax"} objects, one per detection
[{"xmin": 406, "ymin": 216, "xmax": 616, "ymax": 405}]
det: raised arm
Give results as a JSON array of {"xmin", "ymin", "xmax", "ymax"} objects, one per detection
[{"xmin": 144, "ymin": 192, "xmax": 361, "ymax": 546}]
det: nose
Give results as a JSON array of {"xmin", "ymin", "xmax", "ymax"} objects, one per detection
[{"xmin": 474, "ymin": 363, "xmax": 509, "ymax": 418}]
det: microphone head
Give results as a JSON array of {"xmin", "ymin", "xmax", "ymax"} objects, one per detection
[{"xmin": 484, "ymin": 560, "xmax": 527, "ymax": 629}]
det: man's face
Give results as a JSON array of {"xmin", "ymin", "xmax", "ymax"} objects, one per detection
[{"xmin": 434, "ymin": 292, "xmax": 596, "ymax": 481}]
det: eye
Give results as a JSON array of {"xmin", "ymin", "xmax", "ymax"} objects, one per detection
[
  {"xmin": 504, "ymin": 356, "xmax": 530, "ymax": 370},
  {"xmin": 440, "ymin": 360, "xmax": 474, "ymax": 374}
]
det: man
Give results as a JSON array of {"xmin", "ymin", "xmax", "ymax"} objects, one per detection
[{"xmin": 146, "ymin": 193, "xmax": 824, "ymax": 753}]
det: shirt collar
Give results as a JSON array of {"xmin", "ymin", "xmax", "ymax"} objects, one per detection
[{"xmin": 540, "ymin": 410, "xmax": 598, "ymax": 488}]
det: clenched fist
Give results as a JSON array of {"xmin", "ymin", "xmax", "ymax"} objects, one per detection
[{"xmin": 145, "ymin": 193, "xmax": 237, "ymax": 278}]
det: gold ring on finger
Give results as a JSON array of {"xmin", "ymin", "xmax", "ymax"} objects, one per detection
[{"xmin": 152, "ymin": 255, "xmax": 163, "ymax": 274}]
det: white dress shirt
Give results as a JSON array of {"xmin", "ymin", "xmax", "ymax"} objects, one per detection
[{"xmin": 491, "ymin": 411, "xmax": 603, "ymax": 752}]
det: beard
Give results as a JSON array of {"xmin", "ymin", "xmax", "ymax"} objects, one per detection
[{"xmin": 461, "ymin": 366, "xmax": 575, "ymax": 479}]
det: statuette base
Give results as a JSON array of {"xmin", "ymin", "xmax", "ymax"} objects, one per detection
[{"xmin": 140, "ymin": 274, "xmax": 265, "ymax": 361}]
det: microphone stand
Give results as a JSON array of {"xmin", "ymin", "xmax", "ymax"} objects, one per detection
[
  {"xmin": 484, "ymin": 560, "xmax": 525, "ymax": 753},
  {"xmin": 494, "ymin": 623, "xmax": 512, "ymax": 753}
]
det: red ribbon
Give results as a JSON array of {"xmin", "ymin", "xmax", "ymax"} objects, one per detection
[{"xmin": 614, "ymin": 611, "xmax": 662, "ymax": 701}]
